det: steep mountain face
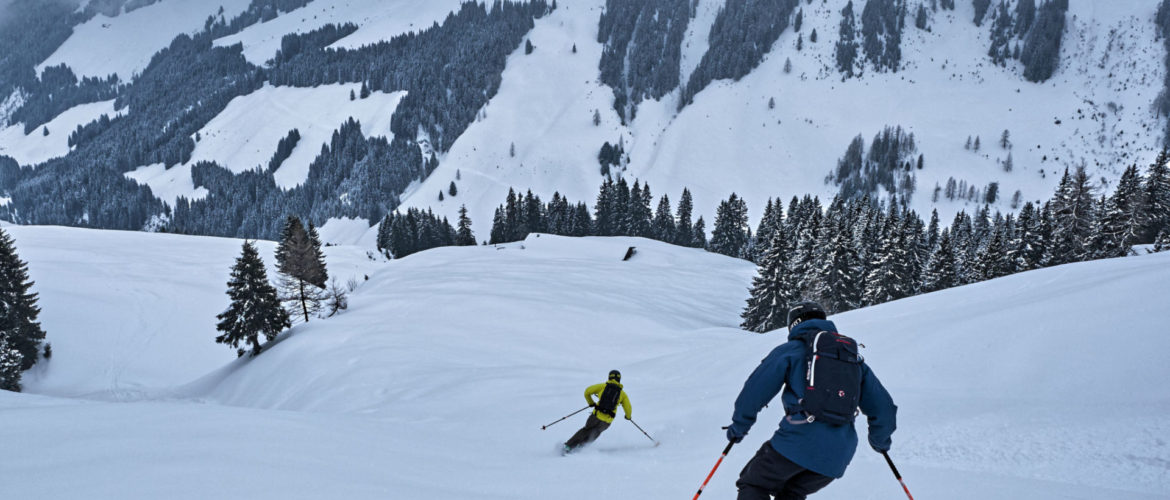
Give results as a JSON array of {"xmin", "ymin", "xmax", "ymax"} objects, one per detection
[{"xmin": 0, "ymin": 0, "xmax": 1164, "ymax": 242}]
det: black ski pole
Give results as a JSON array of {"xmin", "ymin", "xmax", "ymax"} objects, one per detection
[
  {"xmin": 628, "ymin": 418, "xmax": 659, "ymax": 446},
  {"xmin": 692, "ymin": 441, "xmax": 734, "ymax": 500},
  {"xmin": 882, "ymin": 451, "xmax": 915, "ymax": 500},
  {"xmin": 541, "ymin": 406, "xmax": 590, "ymax": 430}
]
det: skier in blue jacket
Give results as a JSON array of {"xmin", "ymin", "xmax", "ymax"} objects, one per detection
[{"xmin": 726, "ymin": 301, "xmax": 897, "ymax": 500}]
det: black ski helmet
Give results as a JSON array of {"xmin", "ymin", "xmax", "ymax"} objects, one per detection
[
  {"xmin": 787, "ymin": 301, "xmax": 827, "ymax": 329},
  {"xmin": 608, "ymin": 370, "xmax": 621, "ymax": 382}
]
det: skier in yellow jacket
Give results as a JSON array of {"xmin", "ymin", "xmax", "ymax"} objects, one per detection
[{"xmin": 563, "ymin": 370, "xmax": 632, "ymax": 453}]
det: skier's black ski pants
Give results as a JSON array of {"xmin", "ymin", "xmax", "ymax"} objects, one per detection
[
  {"xmin": 736, "ymin": 442, "xmax": 834, "ymax": 500},
  {"xmin": 565, "ymin": 414, "xmax": 610, "ymax": 449}
]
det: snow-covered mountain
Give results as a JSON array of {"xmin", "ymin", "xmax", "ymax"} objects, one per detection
[
  {"xmin": 0, "ymin": 0, "xmax": 1165, "ymax": 241},
  {"xmin": 1, "ymin": 224, "xmax": 1167, "ymax": 498}
]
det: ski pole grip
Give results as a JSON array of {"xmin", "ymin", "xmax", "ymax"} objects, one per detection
[
  {"xmin": 721, "ymin": 441, "xmax": 734, "ymax": 455},
  {"xmin": 882, "ymin": 451, "xmax": 902, "ymax": 479}
]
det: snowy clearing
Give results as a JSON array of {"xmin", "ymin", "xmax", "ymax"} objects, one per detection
[
  {"xmin": 213, "ymin": 0, "xmax": 468, "ymax": 66},
  {"xmin": 0, "ymin": 100, "xmax": 122, "ymax": 167},
  {"xmin": 36, "ymin": 0, "xmax": 252, "ymax": 80}
]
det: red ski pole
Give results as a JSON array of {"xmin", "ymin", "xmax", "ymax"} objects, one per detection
[
  {"xmin": 692, "ymin": 441, "xmax": 734, "ymax": 500},
  {"xmin": 882, "ymin": 451, "xmax": 915, "ymax": 500}
]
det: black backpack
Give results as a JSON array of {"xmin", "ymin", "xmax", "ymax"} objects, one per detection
[
  {"xmin": 797, "ymin": 331, "xmax": 863, "ymax": 425},
  {"xmin": 596, "ymin": 382, "xmax": 623, "ymax": 418}
]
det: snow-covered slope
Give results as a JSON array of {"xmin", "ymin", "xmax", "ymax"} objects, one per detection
[
  {"xmin": 399, "ymin": 0, "xmax": 1165, "ymax": 238},
  {"xmin": 37, "ymin": 0, "xmax": 253, "ymax": 80},
  {"xmin": 1, "ymin": 225, "xmax": 1167, "ymax": 499},
  {"xmin": 12, "ymin": 0, "xmax": 1164, "ymax": 244},
  {"xmin": 0, "ymin": 99, "xmax": 123, "ymax": 166},
  {"xmin": 213, "ymin": 0, "xmax": 468, "ymax": 65},
  {"xmin": 5, "ymin": 225, "xmax": 382, "ymax": 397},
  {"xmin": 398, "ymin": 0, "xmax": 620, "ymax": 225}
]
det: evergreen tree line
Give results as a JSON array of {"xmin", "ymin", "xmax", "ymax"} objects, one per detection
[
  {"xmin": 681, "ymin": 0, "xmax": 800, "ymax": 107},
  {"xmin": 274, "ymin": 23, "xmax": 360, "ymax": 65},
  {"xmin": 376, "ymin": 206, "xmax": 476, "ymax": 259},
  {"xmin": 597, "ymin": 0, "xmax": 690, "ymax": 123},
  {"xmin": 488, "ymin": 180, "xmax": 710, "ymax": 248},
  {"xmin": 828, "ymin": 126, "xmax": 919, "ymax": 202},
  {"xmin": 0, "ymin": 228, "xmax": 47, "ymax": 392},
  {"xmin": 741, "ymin": 153, "xmax": 1170, "ymax": 332},
  {"xmin": 985, "ymin": 0, "xmax": 1067, "ymax": 83},
  {"xmin": 215, "ymin": 215, "xmax": 344, "ymax": 358}
]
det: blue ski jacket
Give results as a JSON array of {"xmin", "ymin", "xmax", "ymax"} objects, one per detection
[{"xmin": 728, "ymin": 318, "xmax": 897, "ymax": 478}]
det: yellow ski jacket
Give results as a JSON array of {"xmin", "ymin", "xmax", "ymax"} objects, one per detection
[{"xmin": 585, "ymin": 381, "xmax": 631, "ymax": 424}]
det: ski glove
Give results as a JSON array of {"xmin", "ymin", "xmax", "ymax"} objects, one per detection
[
  {"xmin": 869, "ymin": 436, "xmax": 891, "ymax": 453},
  {"xmin": 624, "ymin": 415, "xmax": 631, "ymax": 420},
  {"xmin": 726, "ymin": 426, "xmax": 745, "ymax": 444}
]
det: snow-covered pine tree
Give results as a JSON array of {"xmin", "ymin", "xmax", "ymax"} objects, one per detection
[
  {"xmin": 741, "ymin": 229, "xmax": 798, "ymax": 333},
  {"xmin": 792, "ymin": 208, "xmax": 823, "ymax": 298},
  {"xmin": 1008, "ymin": 202, "xmax": 1045, "ymax": 272},
  {"xmin": 903, "ymin": 210, "xmax": 929, "ymax": 296},
  {"xmin": 921, "ymin": 228, "xmax": 960, "ymax": 293},
  {"xmin": 692, "ymin": 216, "xmax": 708, "ymax": 248},
  {"xmin": 1091, "ymin": 165, "xmax": 1145, "ymax": 259},
  {"xmin": 593, "ymin": 180, "xmax": 614, "ymax": 236},
  {"xmin": 489, "ymin": 206, "xmax": 507, "ymax": 244},
  {"xmin": 629, "ymin": 181, "xmax": 653, "ymax": 237},
  {"xmin": 613, "ymin": 178, "xmax": 633, "ymax": 235},
  {"xmin": 813, "ymin": 203, "xmax": 864, "ymax": 312},
  {"xmin": 1152, "ymin": 229, "xmax": 1170, "ymax": 253},
  {"xmin": 376, "ymin": 214, "xmax": 393, "ymax": 256},
  {"xmin": 948, "ymin": 211, "xmax": 976, "ymax": 284},
  {"xmin": 456, "ymin": 205, "xmax": 476, "ymax": 246},
  {"xmin": 652, "ymin": 194, "xmax": 675, "ymax": 243},
  {"xmin": 216, "ymin": 240, "xmax": 290, "ymax": 357},
  {"xmin": 926, "ymin": 209, "xmax": 941, "ymax": 250},
  {"xmin": 674, "ymin": 188, "xmax": 695, "ymax": 246},
  {"xmin": 974, "ymin": 220, "xmax": 1012, "ymax": 281},
  {"xmin": 752, "ymin": 199, "xmax": 780, "ymax": 264},
  {"xmin": 862, "ymin": 201, "xmax": 913, "ymax": 306},
  {"xmin": 1141, "ymin": 149, "xmax": 1170, "ymax": 242},
  {"xmin": 0, "ymin": 334, "xmax": 22, "ymax": 392},
  {"xmin": 710, "ymin": 193, "xmax": 750, "ymax": 258},
  {"xmin": 0, "ymin": 228, "xmax": 45, "ymax": 370},
  {"xmin": 523, "ymin": 190, "xmax": 544, "ymax": 236},
  {"xmin": 275, "ymin": 216, "xmax": 328, "ymax": 323},
  {"xmin": 1047, "ymin": 167, "xmax": 1097, "ymax": 265}
]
